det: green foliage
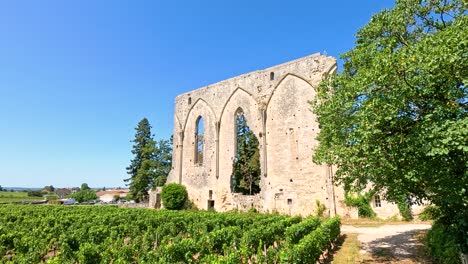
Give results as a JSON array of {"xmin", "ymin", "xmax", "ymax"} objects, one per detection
[
  {"xmin": 419, "ymin": 205, "xmax": 442, "ymax": 221},
  {"xmin": 248, "ymin": 207, "xmax": 258, "ymax": 213},
  {"xmin": 125, "ymin": 118, "xmax": 172, "ymax": 202},
  {"xmin": 315, "ymin": 200, "xmax": 326, "ymax": 217},
  {"xmin": 426, "ymin": 221, "xmax": 462, "ymax": 264},
  {"xmin": 184, "ymin": 199, "xmax": 199, "ymax": 211},
  {"xmin": 69, "ymin": 190, "xmax": 97, "ymax": 203},
  {"xmin": 0, "ymin": 205, "xmax": 340, "ymax": 263},
  {"xmin": 27, "ymin": 190, "xmax": 45, "ymax": 197},
  {"xmin": 281, "ymin": 217, "xmax": 341, "ymax": 263},
  {"xmin": 0, "ymin": 191, "xmax": 43, "ymax": 204},
  {"xmin": 161, "ymin": 183, "xmax": 188, "ymax": 210},
  {"xmin": 80, "ymin": 183, "xmax": 90, "ymax": 191},
  {"xmin": 232, "ymin": 110, "xmax": 261, "ymax": 195},
  {"xmin": 44, "ymin": 193, "xmax": 59, "ymax": 201},
  {"xmin": 285, "ymin": 216, "xmax": 321, "ymax": 245},
  {"xmin": 43, "ymin": 185, "xmax": 55, "ymax": 192},
  {"xmin": 153, "ymin": 137, "xmax": 172, "ymax": 188},
  {"xmin": 312, "ymin": 0, "xmax": 467, "ymax": 253},
  {"xmin": 344, "ymin": 192, "xmax": 376, "ymax": 218},
  {"xmin": 396, "ymin": 196, "xmax": 413, "ymax": 221}
]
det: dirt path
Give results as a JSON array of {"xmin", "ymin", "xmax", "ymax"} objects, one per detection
[{"xmin": 341, "ymin": 224, "xmax": 432, "ymax": 263}]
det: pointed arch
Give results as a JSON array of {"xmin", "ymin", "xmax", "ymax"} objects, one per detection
[
  {"xmin": 219, "ymin": 87, "xmax": 255, "ymax": 123},
  {"xmin": 182, "ymin": 98, "xmax": 217, "ymax": 134},
  {"xmin": 265, "ymin": 73, "xmax": 313, "ymax": 110}
]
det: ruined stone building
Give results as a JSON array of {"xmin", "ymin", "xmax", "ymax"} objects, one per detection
[{"xmin": 160, "ymin": 53, "xmax": 403, "ymax": 218}]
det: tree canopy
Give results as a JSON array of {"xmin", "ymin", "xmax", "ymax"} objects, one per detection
[
  {"xmin": 312, "ymin": 0, "xmax": 466, "ymax": 251},
  {"xmin": 125, "ymin": 118, "xmax": 172, "ymax": 202},
  {"xmin": 80, "ymin": 183, "xmax": 90, "ymax": 191},
  {"xmin": 43, "ymin": 185, "xmax": 54, "ymax": 193},
  {"xmin": 70, "ymin": 189, "xmax": 97, "ymax": 203}
]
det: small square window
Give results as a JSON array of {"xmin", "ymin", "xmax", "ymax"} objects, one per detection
[{"xmin": 287, "ymin": 199, "xmax": 293, "ymax": 205}]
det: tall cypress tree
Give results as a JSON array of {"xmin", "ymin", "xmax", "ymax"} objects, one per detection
[
  {"xmin": 232, "ymin": 111, "xmax": 261, "ymax": 195},
  {"xmin": 125, "ymin": 118, "xmax": 156, "ymax": 202}
]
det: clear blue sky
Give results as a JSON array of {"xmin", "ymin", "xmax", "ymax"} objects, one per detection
[{"xmin": 0, "ymin": 0, "xmax": 395, "ymax": 188}]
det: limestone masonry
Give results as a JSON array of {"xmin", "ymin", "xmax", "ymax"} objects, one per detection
[{"xmin": 158, "ymin": 53, "xmax": 400, "ymax": 218}]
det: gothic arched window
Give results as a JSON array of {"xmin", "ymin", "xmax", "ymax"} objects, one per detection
[{"xmin": 195, "ymin": 116, "xmax": 204, "ymax": 165}]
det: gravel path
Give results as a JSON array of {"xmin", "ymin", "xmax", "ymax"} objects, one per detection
[{"xmin": 341, "ymin": 224, "xmax": 432, "ymax": 262}]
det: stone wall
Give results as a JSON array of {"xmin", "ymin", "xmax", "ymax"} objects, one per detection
[{"xmin": 164, "ymin": 53, "xmax": 399, "ymax": 218}]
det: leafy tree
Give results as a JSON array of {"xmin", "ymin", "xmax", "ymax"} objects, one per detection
[
  {"xmin": 125, "ymin": 118, "xmax": 172, "ymax": 202},
  {"xmin": 232, "ymin": 111, "xmax": 261, "ymax": 195},
  {"xmin": 28, "ymin": 190, "xmax": 45, "ymax": 197},
  {"xmin": 69, "ymin": 190, "xmax": 97, "ymax": 203},
  {"xmin": 0, "ymin": 185, "xmax": 3, "ymax": 191},
  {"xmin": 312, "ymin": 0, "xmax": 467, "ymax": 253},
  {"xmin": 80, "ymin": 183, "xmax": 90, "ymax": 191},
  {"xmin": 152, "ymin": 136, "xmax": 172, "ymax": 189},
  {"xmin": 43, "ymin": 185, "xmax": 54, "ymax": 193},
  {"xmin": 161, "ymin": 183, "xmax": 187, "ymax": 210}
]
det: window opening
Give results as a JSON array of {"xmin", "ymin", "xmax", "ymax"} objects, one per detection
[
  {"xmin": 188, "ymin": 97, "xmax": 192, "ymax": 105},
  {"xmin": 207, "ymin": 200, "xmax": 215, "ymax": 209},
  {"xmin": 231, "ymin": 108, "xmax": 261, "ymax": 195},
  {"xmin": 374, "ymin": 195, "xmax": 382, "ymax": 208},
  {"xmin": 195, "ymin": 116, "xmax": 204, "ymax": 165},
  {"xmin": 270, "ymin": 72, "xmax": 275, "ymax": 80}
]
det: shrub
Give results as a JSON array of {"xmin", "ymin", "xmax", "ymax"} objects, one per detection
[
  {"xmin": 45, "ymin": 194, "xmax": 59, "ymax": 201},
  {"xmin": 315, "ymin": 200, "xmax": 326, "ymax": 217},
  {"xmin": 426, "ymin": 221, "xmax": 461, "ymax": 264},
  {"xmin": 27, "ymin": 190, "xmax": 44, "ymax": 197},
  {"xmin": 344, "ymin": 192, "xmax": 376, "ymax": 218},
  {"xmin": 397, "ymin": 201, "xmax": 413, "ymax": 221},
  {"xmin": 285, "ymin": 217, "xmax": 321, "ymax": 245},
  {"xmin": 69, "ymin": 190, "xmax": 97, "ymax": 203},
  {"xmin": 419, "ymin": 205, "xmax": 442, "ymax": 221},
  {"xmin": 161, "ymin": 183, "xmax": 188, "ymax": 210},
  {"xmin": 248, "ymin": 207, "xmax": 258, "ymax": 213}
]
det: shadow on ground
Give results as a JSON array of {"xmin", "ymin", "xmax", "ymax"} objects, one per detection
[{"xmin": 361, "ymin": 230, "xmax": 432, "ymax": 263}]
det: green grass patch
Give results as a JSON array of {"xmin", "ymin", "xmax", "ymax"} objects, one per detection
[
  {"xmin": 330, "ymin": 233, "xmax": 361, "ymax": 264},
  {"xmin": 0, "ymin": 191, "xmax": 43, "ymax": 203}
]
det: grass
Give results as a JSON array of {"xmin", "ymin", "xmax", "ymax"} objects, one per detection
[
  {"xmin": 0, "ymin": 191, "xmax": 43, "ymax": 203},
  {"xmin": 329, "ymin": 233, "xmax": 361, "ymax": 264}
]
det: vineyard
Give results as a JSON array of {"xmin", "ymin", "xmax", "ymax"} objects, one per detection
[{"xmin": 0, "ymin": 205, "xmax": 340, "ymax": 263}]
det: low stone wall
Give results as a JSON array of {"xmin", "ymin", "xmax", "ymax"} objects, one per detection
[{"xmin": 229, "ymin": 193, "xmax": 262, "ymax": 212}]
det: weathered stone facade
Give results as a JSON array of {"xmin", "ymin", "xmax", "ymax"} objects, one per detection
[{"xmin": 159, "ymin": 53, "xmax": 398, "ymax": 218}]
